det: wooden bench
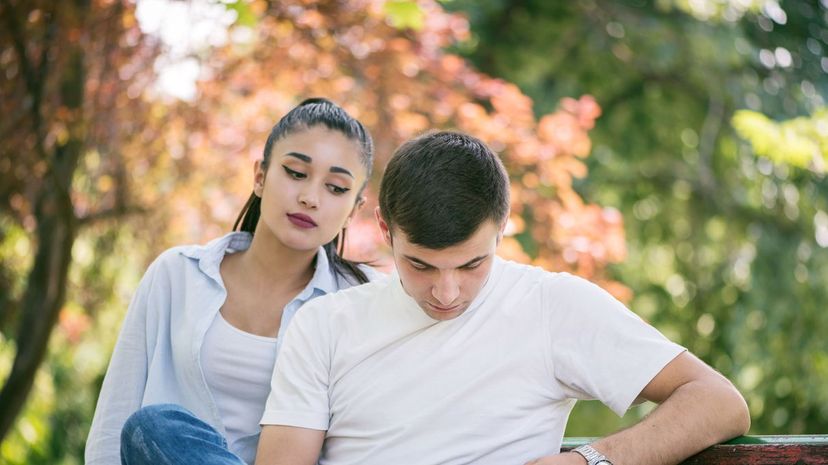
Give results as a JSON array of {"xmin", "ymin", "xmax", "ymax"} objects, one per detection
[{"xmin": 562, "ymin": 436, "xmax": 828, "ymax": 464}]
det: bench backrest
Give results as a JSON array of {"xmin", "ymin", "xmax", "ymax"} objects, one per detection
[{"xmin": 562, "ymin": 436, "xmax": 828, "ymax": 465}]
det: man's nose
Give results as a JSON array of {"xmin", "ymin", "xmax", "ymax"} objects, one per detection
[{"xmin": 432, "ymin": 271, "xmax": 460, "ymax": 306}]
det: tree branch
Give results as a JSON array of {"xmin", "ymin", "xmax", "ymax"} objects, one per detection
[
  {"xmin": 0, "ymin": 0, "xmax": 55, "ymax": 155},
  {"xmin": 78, "ymin": 204, "xmax": 148, "ymax": 226}
]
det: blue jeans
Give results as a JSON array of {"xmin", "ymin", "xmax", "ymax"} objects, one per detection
[{"xmin": 121, "ymin": 404, "xmax": 247, "ymax": 465}]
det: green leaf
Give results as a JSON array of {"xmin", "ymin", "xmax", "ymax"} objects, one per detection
[
  {"xmin": 732, "ymin": 108, "xmax": 828, "ymax": 172},
  {"xmin": 224, "ymin": 0, "xmax": 258, "ymax": 28},
  {"xmin": 383, "ymin": 1, "xmax": 425, "ymax": 30}
]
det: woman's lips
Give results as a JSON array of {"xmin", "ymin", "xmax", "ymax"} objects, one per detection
[{"xmin": 287, "ymin": 213, "xmax": 317, "ymax": 229}]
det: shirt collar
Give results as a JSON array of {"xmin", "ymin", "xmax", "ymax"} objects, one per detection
[
  {"xmin": 298, "ymin": 245, "xmax": 338, "ymax": 300},
  {"xmin": 388, "ymin": 256, "xmax": 503, "ymax": 322},
  {"xmin": 178, "ymin": 232, "xmax": 337, "ymax": 297}
]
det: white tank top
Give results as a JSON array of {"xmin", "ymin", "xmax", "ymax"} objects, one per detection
[{"xmin": 201, "ymin": 312, "xmax": 278, "ymax": 464}]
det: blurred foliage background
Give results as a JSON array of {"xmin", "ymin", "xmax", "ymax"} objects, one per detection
[{"xmin": 0, "ymin": 0, "xmax": 826, "ymax": 463}]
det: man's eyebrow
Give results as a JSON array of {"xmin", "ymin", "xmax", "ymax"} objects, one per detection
[
  {"xmin": 284, "ymin": 152, "xmax": 354, "ymax": 179},
  {"xmin": 458, "ymin": 255, "xmax": 489, "ymax": 268},
  {"xmin": 403, "ymin": 254, "xmax": 489, "ymax": 269},
  {"xmin": 403, "ymin": 255, "xmax": 434, "ymax": 268}
]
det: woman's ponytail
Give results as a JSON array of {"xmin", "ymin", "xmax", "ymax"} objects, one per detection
[{"xmin": 233, "ymin": 192, "xmax": 262, "ymax": 234}]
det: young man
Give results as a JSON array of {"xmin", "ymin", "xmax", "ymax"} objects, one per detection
[{"xmin": 253, "ymin": 131, "xmax": 750, "ymax": 465}]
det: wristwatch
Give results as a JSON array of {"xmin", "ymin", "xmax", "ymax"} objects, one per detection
[{"xmin": 572, "ymin": 444, "xmax": 614, "ymax": 465}]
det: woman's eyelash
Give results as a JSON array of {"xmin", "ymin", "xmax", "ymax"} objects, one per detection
[
  {"xmin": 283, "ymin": 166, "xmax": 350, "ymax": 194},
  {"xmin": 283, "ymin": 166, "xmax": 306, "ymax": 179},
  {"xmin": 328, "ymin": 184, "xmax": 350, "ymax": 194}
]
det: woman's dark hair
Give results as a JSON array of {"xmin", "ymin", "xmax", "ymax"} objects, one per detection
[
  {"xmin": 379, "ymin": 131, "xmax": 510, "ymax": 249},
  {"xmin": 233, "ymin": 98, "xmax": 374, "ymax": 284}
]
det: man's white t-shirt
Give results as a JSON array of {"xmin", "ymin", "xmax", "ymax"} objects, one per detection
[{"xmin": 261, "ymin": 257, "xmax": 685, "ymax": 465}]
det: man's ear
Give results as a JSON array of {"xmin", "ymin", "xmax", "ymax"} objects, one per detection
[
  {"xmin": 253, "ymin": 160, "xmax": 266, "ymax": 197},
  {"xmin": 374, "ymin": 206, "xmax": 393, "ymax": 247},
  {"xmin": 497, "ymin": 217, "xmax": 508, "ymax": 244}
]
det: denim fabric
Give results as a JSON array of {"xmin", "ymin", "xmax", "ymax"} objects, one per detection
[{"xmin": 121, "ymin": 404, "xmax": 246, "ymax": 465}]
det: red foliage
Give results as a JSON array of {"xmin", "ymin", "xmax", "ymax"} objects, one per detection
[{"xmin": 167, "ymin": 0, "xmax": 628, "ymax": 298}]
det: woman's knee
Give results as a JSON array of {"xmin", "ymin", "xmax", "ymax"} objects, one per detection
[
  {"xmin": 121, "ymin": 404, "xmax": 192, "ymax": 448},
  {"xmin": 121, "ymin": 404, "xmax": 232, "ymax": 465}
]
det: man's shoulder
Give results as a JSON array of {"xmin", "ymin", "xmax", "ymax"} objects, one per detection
[
  {"xmin": 298, "ymin": 273, "xmax": 395, "ymax": 317},
  {"xmin": 493, "ymin": 257, "xmax": 579, "ymax": 289},
  {"xmin": 487, "ymin": 259, "xmax": 607, "ymax": 314}
]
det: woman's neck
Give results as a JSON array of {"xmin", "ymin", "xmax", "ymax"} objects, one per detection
[{"xmin": 237, "ymin": 230, "xmax": 318, "ymax": 292}]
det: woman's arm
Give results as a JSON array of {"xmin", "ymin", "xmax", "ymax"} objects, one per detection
[{"xmin": 84, "ymin": 256, "xmax": 168, "ymax": 465}]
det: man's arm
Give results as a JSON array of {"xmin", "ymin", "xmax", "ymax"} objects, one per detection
[
  {"xmin": 255, "ymin": 425, "xmax": 325, "ymax": 465},
  {"xmin": 527, "ymin": 351, "xmax": 750, "ymax": 465}
]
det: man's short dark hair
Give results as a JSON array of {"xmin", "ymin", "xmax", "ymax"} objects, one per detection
[{"xmin": 379, "ymin": 131, "xmax": 510, "ymax": 249}]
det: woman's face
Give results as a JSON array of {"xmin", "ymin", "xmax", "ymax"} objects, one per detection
[{"xmin": 254, "ymin": 126, "xmax": 367, "ymax": 252}]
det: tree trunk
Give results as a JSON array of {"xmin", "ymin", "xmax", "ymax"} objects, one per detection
[{"xmin": 0, "ymin": 45, "xmax": 84, "ymax": 443}]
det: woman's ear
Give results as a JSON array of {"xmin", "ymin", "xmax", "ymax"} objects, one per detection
[
  {"xmin": 253, "ymin": 160, "xmax": 266, "ymax": 197},
  {"xmin": 342, "ymin": 197, "xmax": 366, "ymax": 229}
]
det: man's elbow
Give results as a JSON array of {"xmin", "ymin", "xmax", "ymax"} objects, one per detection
[
  {"xmin": 715, "ymin": 379, "xmax": 751, "ymax": 440},
  {"xmin": 730, "ymin": 386, "xmax": 751, "ymax": 437}
]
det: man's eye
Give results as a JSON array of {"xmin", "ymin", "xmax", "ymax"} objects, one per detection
[
  {"xmin": 410, "ymin": 263, "xmax": 429, "ymax": 271},
  {"xmin": 327, "ymin": 184, "xmax": 351, "ymax": 195},
  {"xmin": 462, "ymin": 262, "xmax": 482, "ymax": 270},
  {"xmin": 283, "ymin": 166, "xmax": 307, "ymax": 179}
]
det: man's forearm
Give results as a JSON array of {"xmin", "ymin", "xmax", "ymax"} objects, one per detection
[
  {"xmin": 591, "ymin": 374, "xmax": 750, "ymax": 465},
  {"xmin": 255, "ymin": 425, "xmax": 325, "ymax": 465}
]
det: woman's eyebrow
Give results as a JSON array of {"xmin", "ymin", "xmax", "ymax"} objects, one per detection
[
  {"xmin": 285, "ymin": 152, "xmax": 354, "ymax": 179},
  {"xmin": 285, "ymin": 152, "xmax": 311, "ymax": 163},
  {"xmin": 330, "ymin": 166, "xmax": 354, "ymax": 178}
]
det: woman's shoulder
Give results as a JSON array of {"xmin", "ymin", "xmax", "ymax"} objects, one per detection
[
  {"xmin": 357, "ymin": 263, "xmax": 386, "ymax": 282},
  {"xmin": 333, "ymin": 262, "xmax": 387, "ymax": 289},
  {"xmin": 145, "ymin": 244, "xmax": 200, "ymax": 273},
  {"xmin": 144, "ymin": 232, "xmax": 251, "ymax": 278}
]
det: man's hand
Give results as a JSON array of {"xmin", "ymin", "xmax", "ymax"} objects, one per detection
[{"xmin": 524, "ymin": 451, "xmax": 587, "ymax": 465}]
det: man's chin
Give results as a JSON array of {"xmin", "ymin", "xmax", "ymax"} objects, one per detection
[{"xmin": 422, "ymin": 302, "xmax": 467, "ymax": 321}]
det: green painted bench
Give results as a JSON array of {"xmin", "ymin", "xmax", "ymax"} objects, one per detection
[{"xmin": 562, "ymin": 436, "xmax": 828, "ymax": 464}]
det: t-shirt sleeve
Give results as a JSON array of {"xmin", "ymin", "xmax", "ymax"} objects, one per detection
[
  {"xmin": 544, "ymin": 273, "xmax": 686, "ymax": 416},
  {"xmin": 261, "ymin": 298, "xmax": 333, "ymax": 430}
]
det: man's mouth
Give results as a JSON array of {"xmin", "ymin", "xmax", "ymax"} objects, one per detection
[{"xmin": 427, "ymin": 302, "xmax": 461, "ymax": 313}]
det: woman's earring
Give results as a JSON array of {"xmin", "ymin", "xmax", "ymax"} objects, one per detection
[{"xmin": 338, "ymin": 227, "xmax": 347, "ymax": 256}]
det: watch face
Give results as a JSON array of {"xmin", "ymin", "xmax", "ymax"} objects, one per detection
[{"xmin": 596, "ymin": 461, "xmax": 613, "ymax": 465}]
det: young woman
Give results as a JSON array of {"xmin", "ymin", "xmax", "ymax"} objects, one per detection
[{"xmin": 85, "ymin": 98, "xmax": 379, "ymax": 465}]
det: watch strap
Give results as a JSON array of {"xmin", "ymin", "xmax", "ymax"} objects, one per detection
[{"xmin": 572, "ymin": 444, "xmax": 614, "ymax": 465}]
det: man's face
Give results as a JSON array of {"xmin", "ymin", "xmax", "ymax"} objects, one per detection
[{"xmin": 377, "ymin": 211, "xmax": 503, "ymax": 321}]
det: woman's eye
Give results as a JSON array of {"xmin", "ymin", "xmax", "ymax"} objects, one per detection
[
  {"xmin": 283, "ymin": 166, "xmax": 307, "ymax": 179},
  {"xmin": 327, "ymin": 184, "xmax": 351, "ymax": 195}
]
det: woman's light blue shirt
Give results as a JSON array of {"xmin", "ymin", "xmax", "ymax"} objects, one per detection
[{"xmin": 85, "ymin": 232, "xmax": 377, "ymax": 465}]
